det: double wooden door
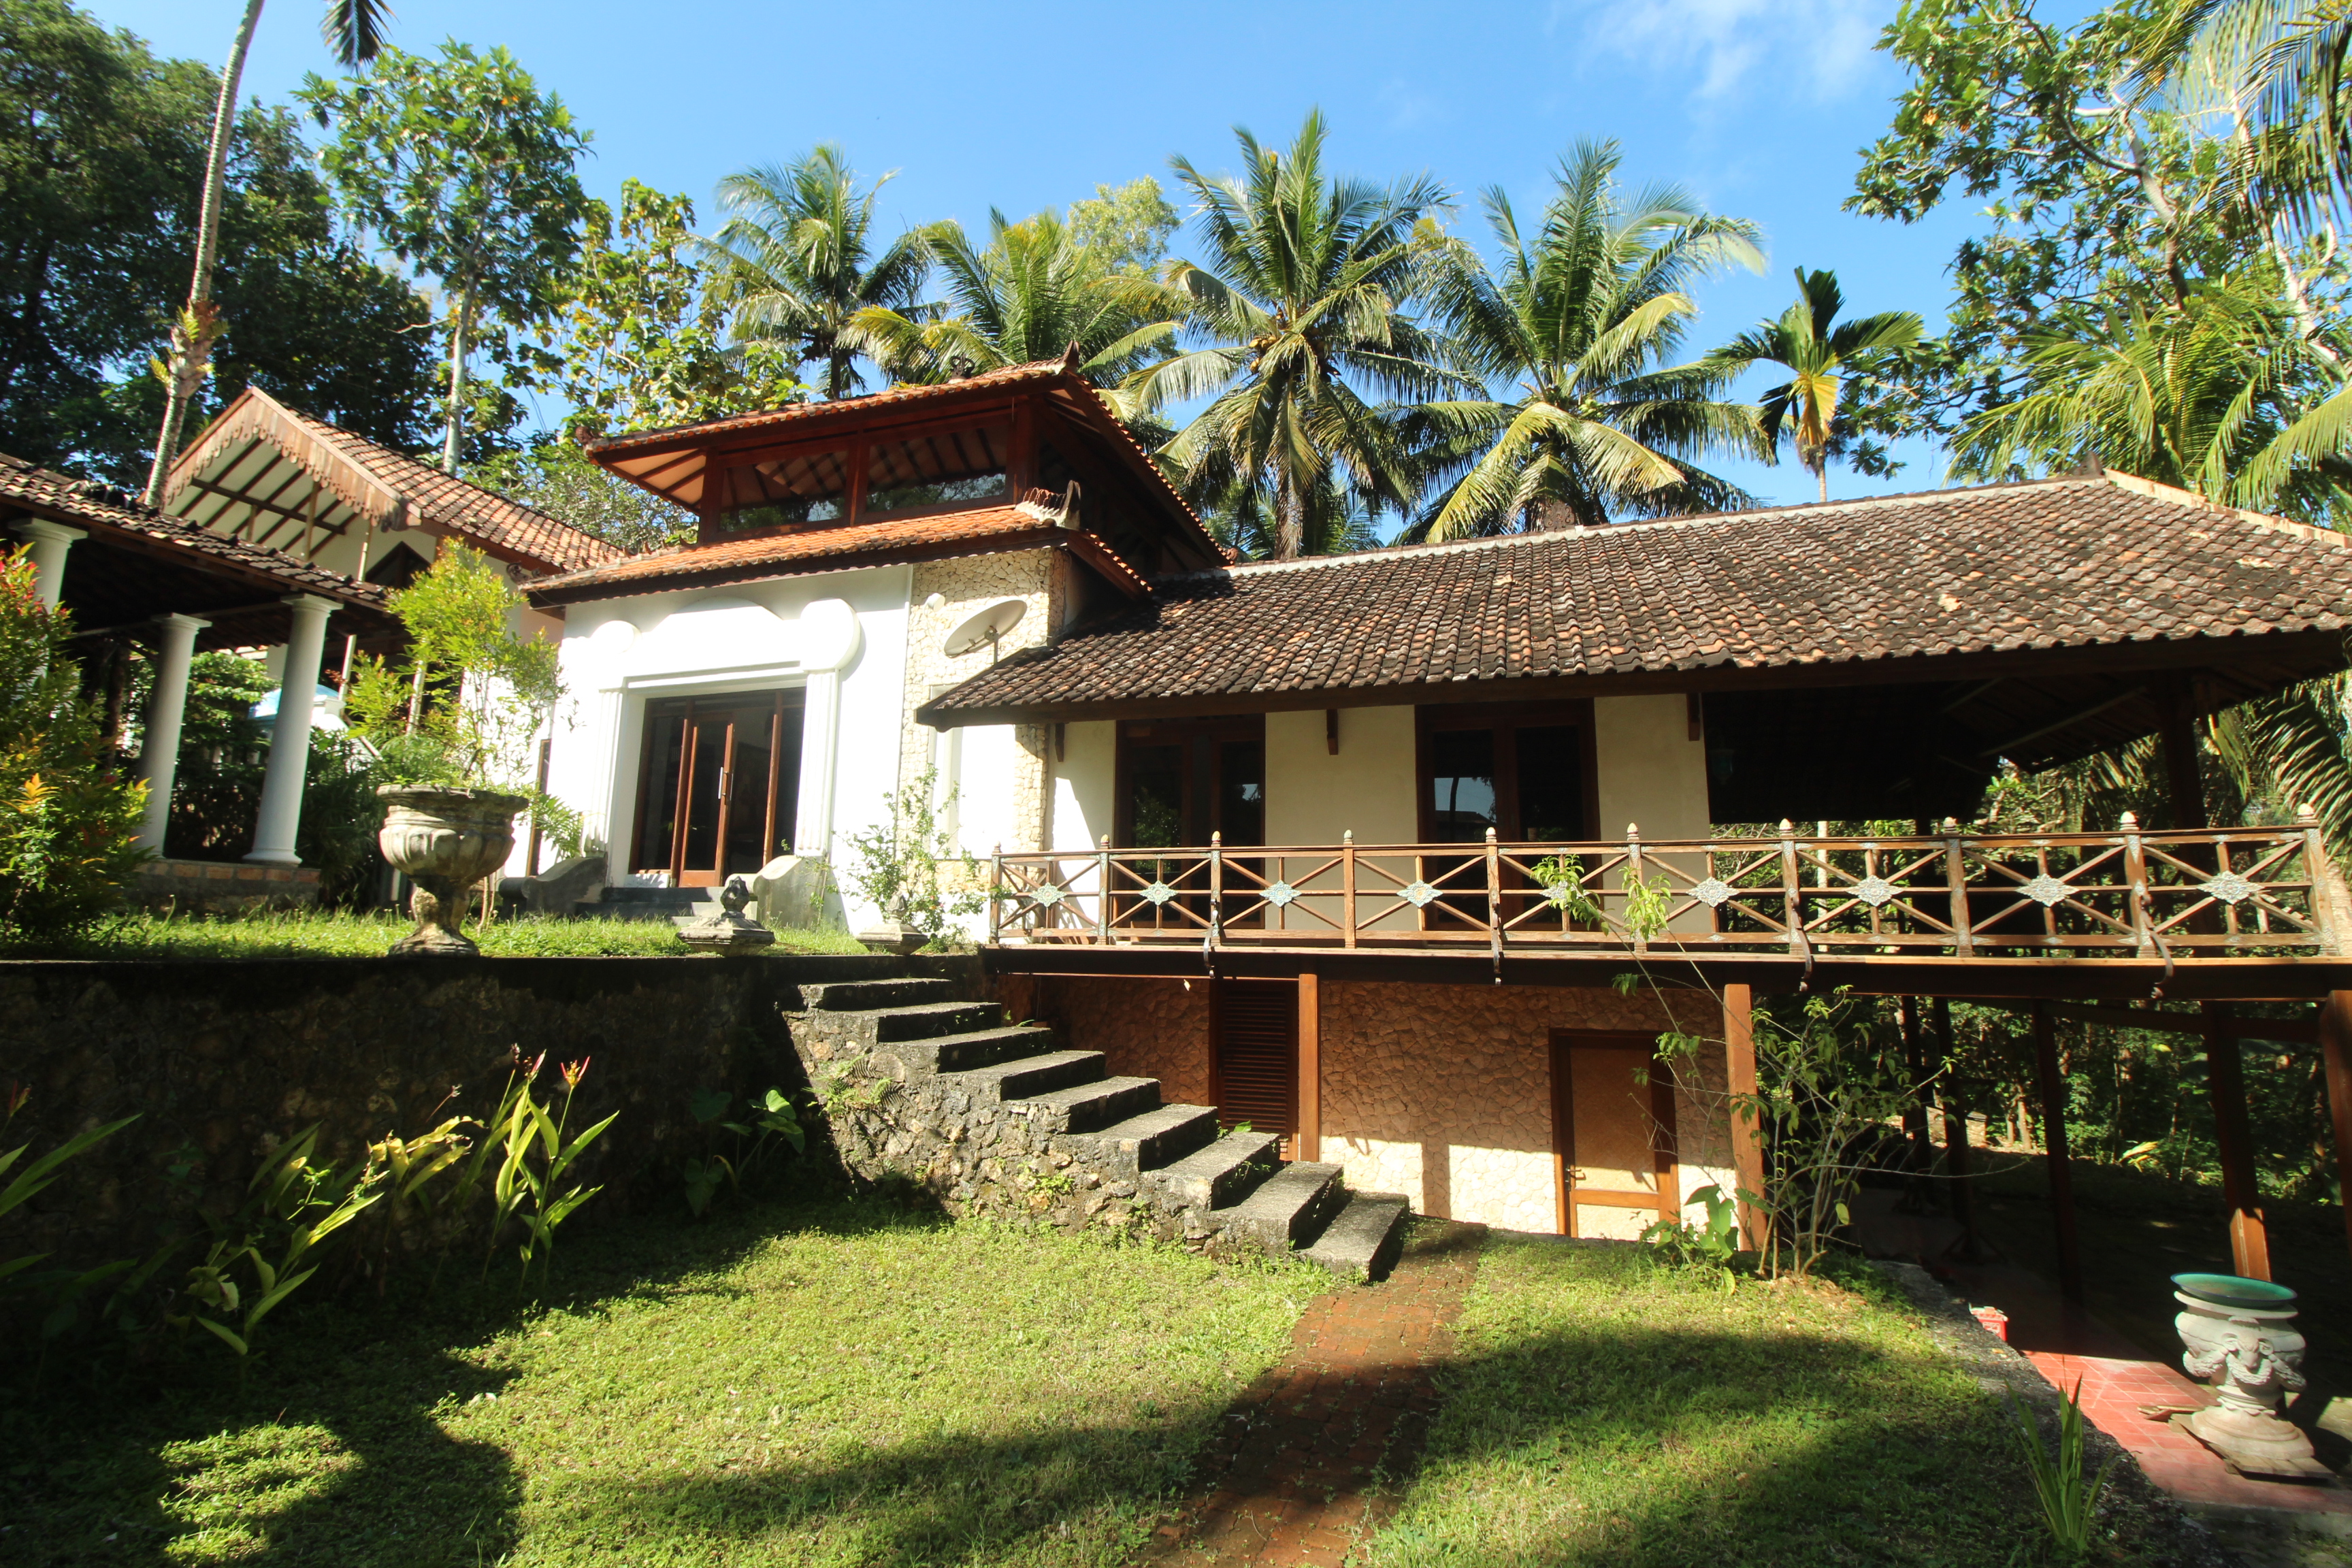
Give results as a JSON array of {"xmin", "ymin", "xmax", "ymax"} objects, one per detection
[
  {"xmin": 1550, "ymin": 1032, "xmax": 1679, "ymax": 1239},
  {"xmin": 633, "ymin": 690, "xmax": 802, "ymax": 885}
]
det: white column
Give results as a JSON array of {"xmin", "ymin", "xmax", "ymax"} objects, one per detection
[
  {"xmin": 246, "ymin": 594, "xmax": 338, "ymax": 866},
  {"xmin": 135, "ymin": 612, "xmax": 209, "ymax": 851},
  {"xmin": 14, "ymin": 520, "xmax": 84, "ymax": 607}
]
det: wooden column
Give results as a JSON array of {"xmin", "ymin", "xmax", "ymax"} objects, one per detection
[
  {"xmin": 1933, "ymin": 998, "xmax": 1981, "ymax": 1253},
  {"xmin": 1723, "ymin": 983, "xmax": 1767, "ymax": 1251},
  {"xmin": 2202, "ymin": 1003, "xmax": 2272, "ymax": 1280},
  {"xmin": 1296, "ymin": 972, "xmax": 1321, "ymax": 1162},
  {"xmin": 2031, "ymin": 1002, "xmax": 2085, "ymax": 1303},
  {"xmin": 2159, "ymin": 676, "xmax": 2208, "ymax": 830},
  {"xmin": 2321, "ymin": 992, "xmax": 2352, "ymax": 1269}
]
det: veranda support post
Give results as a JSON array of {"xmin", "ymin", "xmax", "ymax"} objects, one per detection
[
  {"xmin": 1933, "ymin": 998, "xmax": 1983, "ymax": 1258},
  {"xmin": 2201, "ymin": 1002, "xmax": 2273, "ymax": 1280},
  {"xmin": 1296, "ymin": 973, "xmax": 1320, "ymax": 1162},
  {"xmin": 2321, "ymin": 992, "xmax": 2352, "ymax": 1267},
  {"xmin": 2031, "ymin": 1003, "xmax": 2085, "ymax": 1304},
  {"xmin": 1723, "ymin": 983, "xmax": 1767, "ymax": 1254}
]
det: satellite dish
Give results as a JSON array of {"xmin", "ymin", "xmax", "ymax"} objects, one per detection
[{"xmin": 943, "ymin": 599, "xmax": 1027, "ymax": 659}]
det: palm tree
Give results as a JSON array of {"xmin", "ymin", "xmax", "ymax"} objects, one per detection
[
  {"xmin": 699, "ymin": 147, "xmax": 932, "ymax": 401},
  {"xmin": 1950, "ymin": 275, "xmax": 2352, "ymax": 516},
  {"xmin": 1403, "ymin": 142, "xmax": 1766, "ymax": 542},
  {"xmin": 142, "ymin": 0, "xmax": 393, "ymax": 504},
  {"xmin": 846, "ymin": 208, "xmax": 1175, "ymax": 390},
  {"xmin": 1122, "ymin": 111, "xmax": 1458, "ymax": 560},
  {"xmin": 1708, "ymin": 269, "xmax": 1922, "ymax": 505}
]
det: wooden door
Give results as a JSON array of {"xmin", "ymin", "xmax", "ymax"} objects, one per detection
[
  {"xmin": 632, "ymin": 691, "xmax": 801, "ymax": 884},
  {"xmin": 1213, "ymin": 979, "xmax": 1297, "ymax": 1156},
  {"xmin": 1550, "ymin": 1032, "xmax": 1678, "ymax": 1239}
]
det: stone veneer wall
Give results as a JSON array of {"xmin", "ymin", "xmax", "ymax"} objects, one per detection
[
  {"xmin": 899, "ymin": 550, "xmax": 1069, "ymax": 851},
  {"xmin": 0, "ymin": 955, "xmax": 979, "ymax": 1272},
  {"xmin": 1035, "ymin": 974, "xmax": 1735, "ymax": 1235}
]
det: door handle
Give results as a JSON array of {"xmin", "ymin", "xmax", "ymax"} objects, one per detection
[{"xmin": 719, "ymin": 766, "xmax": 730, "ymax": 802}]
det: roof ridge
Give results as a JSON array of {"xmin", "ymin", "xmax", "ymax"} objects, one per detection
[{"xmin": 1154, "ymin": 474, "xmax": 2324, "ymax": 585}]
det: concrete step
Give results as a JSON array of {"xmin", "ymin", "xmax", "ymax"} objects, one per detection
[
  {"xmin": 576, "ymin": 886, "xmax": 714, "ymax": 921},
  {"xmin": 1011, "ymin": 1075, "xmax": 1160, "ymax": 1134},
  {"xmin": 800, "ymin": 977, "xmax": 954, "ymax": 1012},
  {"xmin": 1300, "ymin": 1192, "xmax": 1411, "ymax": 1282},
  {"xmin": 1212, "ymin": 1161, "xmax": 1348, "ymax": 1256},
  {"xmin": 1147, "ymin": 1130, "xmax": 1282, "ymax": 1211},
  {"xmin": 1068, "ymin": 1103, "xmax": 1221, "ymax": 1178},
  {"xmin": 804, "ymin": 1000, "xmax": 1004, "ymax": 1050},
  {"xmin": 876, "ymin": 1024, "xmax": 1058, "ymax": 1079},
  {"xmin": 937, "ymin": 1049, "xmax": 1105, "ymax": 1105}
]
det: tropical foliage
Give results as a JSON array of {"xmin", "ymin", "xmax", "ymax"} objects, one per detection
[
  {"xmin": 1403, "ymin": 141, "xmax": 1765, "ymax": 540},
  {"xmin": 1708, "ymin": 268, "xmax": 1922, "ymax": 504}
]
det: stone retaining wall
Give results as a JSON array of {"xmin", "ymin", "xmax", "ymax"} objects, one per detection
[
  {"xmin": 129, "ymin": 858, "xmax": 323, "ymax": 915},
  {"xmin": 0, "ymin": 953, "xmax": 980, "ymax": 1273}
]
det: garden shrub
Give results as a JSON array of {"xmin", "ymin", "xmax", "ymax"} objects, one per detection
[{"xmin": 0, "ymin": 549, "xmax": 144, "ymax": 938}]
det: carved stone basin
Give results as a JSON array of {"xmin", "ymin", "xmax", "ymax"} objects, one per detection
[{"xmin": 377, "ymin": 785, "xmax": 527, "ymax": 956}]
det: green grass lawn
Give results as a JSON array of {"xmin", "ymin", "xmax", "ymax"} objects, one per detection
[
  {"xmin": 7, "ymin": 909, "xmax": 870, "ymax": 960},
  {"xmin": 1365, "ymin": 1239, "xmax": 2163, "ymax": 1568},
  {"xmin": 3, "ymin": 1198, "xmax": 1313, "ymax": 1567}
]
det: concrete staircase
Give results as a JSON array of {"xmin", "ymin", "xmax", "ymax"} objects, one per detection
[{"xmin": 785, "ymin": 976, "xmax": 1409, "ymax": 1282}]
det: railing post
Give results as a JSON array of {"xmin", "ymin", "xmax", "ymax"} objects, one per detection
[
  {"xmin": 1208, "ymin": 830, "xmax": 1224, "ymax": 952},
  {"xmin": 1486, "ymin": 826, "xmax": 1504, "ymax": 980},
  {"xmin": 1096, "ymin": 834, "xmax": 1111, "ymax": 945},
  {"xmin": 990, "ymin": 842, "xmax": 1003, "ymax": 944},
  {"xmin": 2121, "ymin": 811, "xmax": 2155, "ymax": 958},
  {"xmin": 1626, "ymin": 821, "xmax": 1648, "ymax": 956},
  {"xmin": 2301, "ymin": 804, "xmax": 2340, "ymax": 955},
  {"xmin": 1944, "ymin": 816, "xmax": 1976, "ymax": 959},
  {"xmin": 1778, "ymin": 819, "xmax": 1808, "ymax": 963},
  {"xmin": 1342, "ymin": 830, "xmax": 1358, "ymax": 949}
]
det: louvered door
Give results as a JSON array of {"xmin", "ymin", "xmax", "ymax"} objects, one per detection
[{"xmin": 1213, "ymin": 979, "xmax": 1297, "ymax": 1156}]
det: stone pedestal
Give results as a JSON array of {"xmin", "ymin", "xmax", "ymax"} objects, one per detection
[{"xmin": 676, "ymin": 877, "xmax": 776, "ymax": 955}]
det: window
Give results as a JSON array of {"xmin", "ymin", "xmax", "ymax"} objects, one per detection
[
  {"xmin": 715, "ymin": 448, "xmax": 849, "ymax": 532},
  {"xmin": 864, "ymin": 424, "xmax": 1008, "ymax": 515},
  {"xmin": 1418, "ymin": 705, "xmax": 1592, "ymax": 843}
]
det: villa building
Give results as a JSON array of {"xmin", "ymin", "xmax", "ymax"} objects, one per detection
[{"xmin": 521, "ymin": 354, "xmax": 2352, "ymax": 1268}]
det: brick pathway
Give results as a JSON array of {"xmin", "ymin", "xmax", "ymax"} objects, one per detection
[{"xmin": 1143, "ymin": 1220, "xmax": 1486, "ymax": 1568}]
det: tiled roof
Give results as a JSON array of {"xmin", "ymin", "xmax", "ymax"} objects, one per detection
[
  {"xmin": 527, "ymin": 504, "xmax": 1146, "ymax": 605},
  {"xmin": 919, "ymin": 475, "xmax": 2352, "ymax": 720},
  {"xmin": 270, "ymin": 404, "xmax": 621, "ymax": 574},
  {"xmin": 0, "ymin": 453, "xmax": 388, "ymax": 608},
  {"xmin": 585, "ymin": 359, "xmax": 1070, "ymax": 454}
]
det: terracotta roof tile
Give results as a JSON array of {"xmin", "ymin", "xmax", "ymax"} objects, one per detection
[
  {"xmin": 0, "ymin": 453, "xmax": 389, "ymax": 610},
  {"xmin": 527, "ymin": 503, "xmax": 1145, "ymax": 604},
  {"xmin": 921, "ymin": 477, "xmax": 2352, "ymax": 720},
  {"xmin": 272, "ymin": 405, "xmax": 621, "ymax": 574},
  {"xmin": 585, "ymin": 360, "xmax": 1068, "ymax": 454}
]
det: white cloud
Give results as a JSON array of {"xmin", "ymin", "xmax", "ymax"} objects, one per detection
[{"xmin": 1550, "ymin": 0, "xmax": 1885, "ymax": 105}]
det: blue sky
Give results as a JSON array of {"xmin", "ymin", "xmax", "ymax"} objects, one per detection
[{"xmin": 96, "ymin": 0, "xmax": 1985, "ymax": 510}]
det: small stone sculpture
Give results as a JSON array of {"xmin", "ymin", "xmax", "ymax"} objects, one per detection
[
  {"xmin": 2172, "ymin": 1273, "xmax": 2330, "ymax": 1480},
  {"xmin": 676, "ymin": 876, "xmax": 776, "ymax": 955}
]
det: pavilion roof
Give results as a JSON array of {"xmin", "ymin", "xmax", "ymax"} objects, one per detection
[
  {"xmin": 0, "ymin": 453, "xmax": 393, "ymax": 649},
  {"xmin": 163, "ymin": 388, "xmax": 623, "ymax": 576}
]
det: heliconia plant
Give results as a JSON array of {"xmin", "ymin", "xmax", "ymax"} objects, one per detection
[
  {"xmin": 175, "ymin": 1126, "xmax": 382, "ymax": 1362},
  {"xmin": 487, "ymin": 1054, "xmax": 615, "ymax": 1295}
]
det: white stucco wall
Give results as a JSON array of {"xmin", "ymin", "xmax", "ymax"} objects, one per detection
[
  {"xmin": 1049, "ymin": 721, "xmax": 1115, "ymax": 853},
  {"xmin": 1263, "ymin": 706, "xmax": 1417, "ymax": 844},
  {"xmin": 534, "ymin": 566, "xmax": 912, "ymax": 927},
  {"xmin": 1592, "ymin": 694, "xmax": 1710, "ymax": 843}
]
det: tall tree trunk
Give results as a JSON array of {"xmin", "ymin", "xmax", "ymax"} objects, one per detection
[
  {"xmin": 143, "ymin": 0, "xmax": 265, "ymax": 506},
  {"xmin": 1276, "ymin": 468, "xmax": 1305, "ymax": 561},
  {"xmin": 442, "ymin": 287, "xmax": 474, "ymax": 473},
  {"xmin": 1817, "ymin": 459, "xmax": 1829, "ymax": 505}
]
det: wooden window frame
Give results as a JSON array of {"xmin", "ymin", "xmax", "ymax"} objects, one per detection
[
  {"xmin": 1549, "ymin": 1028, "xmax": 1680, "ymax": 1238},
  {"xmin": 698, "ymin": 401, "xmax": 1035, "ymax": 544},
  {"xmin": 1111, "ymin": 715, "xmax": 1268, "ymax": 847},
  {"xmin": 1415, "ymin": 700, "xmax": 1600, "ymax": 843}
]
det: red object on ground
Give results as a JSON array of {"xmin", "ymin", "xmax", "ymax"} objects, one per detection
[{"xmin": 1970, "ymin": 1305, "xmax": 2010, "ymax": 1340}]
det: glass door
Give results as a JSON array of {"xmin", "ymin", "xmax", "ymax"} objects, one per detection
[
  {"xmin": 1115, "ymin": 717, "xmax": 1265, "ymax": 928},
  {"xmin": 1418, "ymin": 705, "xmax": 1595, "ymax": 926},
  {"xmin": 632, "ymin": 690, "xmax": 804, "ymax": 885}
]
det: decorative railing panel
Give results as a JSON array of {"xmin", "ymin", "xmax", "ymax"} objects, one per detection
[{"xmin": 987, "ymin": 813, "xmax": 2339, "ymax": 963}]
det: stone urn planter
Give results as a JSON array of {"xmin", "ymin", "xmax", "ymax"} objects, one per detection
[
  {"xmin": 377, "ymin": 785, "xmax": 528, "ymax": 956},
  {"xmin": 2171, "ymin": 1272, "xmax": 2329, "ymax": 1480}
]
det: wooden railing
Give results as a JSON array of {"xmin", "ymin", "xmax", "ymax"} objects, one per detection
[{"xmin": 985, "ymin": 812, "xmax": 2340, "ymax": 964}]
